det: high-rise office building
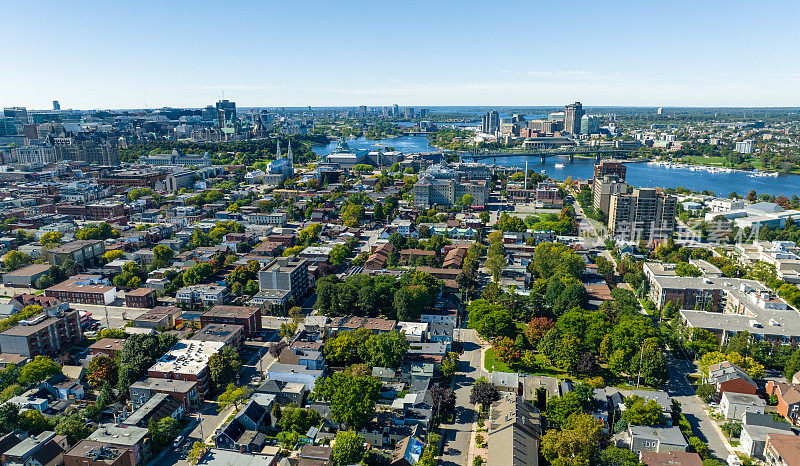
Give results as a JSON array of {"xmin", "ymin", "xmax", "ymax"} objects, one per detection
[
  {"xmin": 404, "ymin": 107, "xmax": 415, "ymax": 118},
  {"xmin": 392, "ymin": 104, "xmax": 399, "ymax": 116},
  {"xmin": 215, "ymin": 100, "xmax": 236, "ymax": 127},
  {"xmin": 580, "ymin": 115, "xmax": 600, "ymax": 135},
  {"xmin": 358, "ymin": 105, "xmax": 367, "ymax": 117},
  {"xmin": 564, "ymin": 102, "xmax": 584, "ymax": 134},
  {"xmin": 608, "ymin": 188, "xmax": 677, "ymax": 242},
  {"xmin": 52, "ymin": 101, "xmax": 60, "ymax": 111},
  {"xmin": 481, "ymin": 111, "xmax": 500, "ymax": 135}
]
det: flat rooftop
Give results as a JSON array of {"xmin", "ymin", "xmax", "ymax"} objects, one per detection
[
  {"xmin": 203, "ymin": 305, "xmax": 259, "ymax": 319},
  {"xmin": 148, "ymin": 340, "xmax": 224, "ymax": 375},
  {"xmin": 129, "ymin": 377, "xmax": 197, "ymax": 392},
  {"xmin": 192, "ymin": 324, "xmax": 243, "ymax": 344}
]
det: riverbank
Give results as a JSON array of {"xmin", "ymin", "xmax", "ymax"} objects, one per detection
[{"xmin": 674, "ymin": 155, "xmax": 799, "ymax": 175}]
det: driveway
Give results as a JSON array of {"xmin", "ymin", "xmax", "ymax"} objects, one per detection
[
  {"xmin": 664, "ymin": 353, "xmax": 731, "ymax": 460},
  {"xmin": 438, "ymin": 329, "xmax": 481, "ymax": 466}
]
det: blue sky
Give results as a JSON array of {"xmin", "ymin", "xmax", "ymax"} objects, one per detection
[{"xmin": 3, "ymin": 0, "xmax": 800, "ymax": 109}]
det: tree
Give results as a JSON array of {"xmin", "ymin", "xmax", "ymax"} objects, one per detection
[
  {"xmin": 430, "ymin": 386, "xmax": 456, "ymax": 421},
  {"xmin": 331, "ymin": 431, "xmax": 365, "ymax": 466},
  {"xmin": 277, "ymin": 405, "xmax": 321, "ymax": 434},
  {"xmin": 2, "ymin": 250, "xmax": 32, "ymax": 272},
  {"xmin": 467, "ymin": 300, "xmax": 514, "ymax": 339},
  {"xmin": 786, "ymin": 348, "xmax": 800, "ymax": 380},
  {"xmin": 0, "ymin": 404, "xmax": 19, "ymax": 433},
  {"xmin": 208, "ymin": 346, "xmax": 242, "ymax": 393},
  {"xmin": 19, "ymin": 356, "xmax": 61, "ymax": 386},
  {"xmin": 485, "ymin": 253, "xmax": 506, "ymax": 283},
  {"xmin": 393, "ymin": 284, "xmax": 435, "ymax": 322},
  {"xmin": 721, "ymin": 421, "xmax": 742, "ymax": 438},
  {"xmin": 540, "ymin": 413, "xmax": 603, "ymax": 466},
  {"xmin": 328, "ymin": 244, "xmax": 351, "ymax": 266},
  {"xmin": 152, "ymin": 245, "xmax": 175, "ymax": 267},
  {"xmin": 102, "ymin": 250, "xmax": 124, "ymax": 262},
  {"xmin": 622, "ymin": 395, "xmax": 664, "ymax": 426},
  {"xmin": 188, "ymin": 442, "xmax": 207, "ymax": 465},
  {"xmin": 461, "ymin": 194, "xmax": 474, "ymax": 209},
  {"xmin": 217, "ymin": 384, "xmax": 251, "ymax": 412},
  {"xmin": 39, "ymin": 231, "xmax": 63, "ymax": 249},
  {"xmin": 546, "ymin": 393, "xmax": 583, "ymax": 427},
  {"xmin": 689, "ymin": 436, "xmax": 710, "ymax": 459},
  {"xmin": 54, "ymin": 415, "xmax": 90, "ymax": 444},
  {"xmin": 469, "ymin": 377, "xmax": 499, "ymax": 406},
  {"xmin": 87, "ymin": 355, "xmax": 118, "ymax": 388},
  {"xmin": 696, "ymin": 384, "xmax": 717, "ymax": 403},
  {"xmin": 598, "ymin": 446, "xmax": 641, "ymax": 466},
  {"xmin": 20, "ymin": 410, "xmax": 53, "ymax": 435},
  {"xmin": 313, "ymin": 372, "xmax": 380, "ymax": 429},
  {"xmin": 325, "ymin": 328, "xmax": 372, "ymax": 366},
  {"xmin": 358, "ymin": 330, "xmax": 409, "ymax": 368}
]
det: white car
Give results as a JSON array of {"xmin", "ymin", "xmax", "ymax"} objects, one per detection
[{"xmin": 173, "ymin": 436, "xmax": 184, "ymax": 448}]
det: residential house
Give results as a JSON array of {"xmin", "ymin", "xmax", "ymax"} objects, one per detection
[
  {"xmin": 2, "ymin": 431, "xmax": 68, "ymax": 466},
  {"xmin": 129, "ymin": 377, "xmax": 199, "ymax": 411},
  {"xmin": 487, "ymin": 395, "xmax": 543, "ymax": 466},
  {"xmin": 64, "ymin": 440, "xmax": 134, "ymax": 466},
  {"xmin": 720, "ymin": 391, "xmax": 767, "ymax": 420},
  {"xmin": 640, "ymin": 451, "xmax": 703, "ymax": 466},
  {"xmin": 740, "ymin": 413, "xmax": 794, "ymax": 459},
  {"xmin": 122, "ymin": 393, "xmax": 185, "ymax": 428},
  {"xmin": 766, "ymin": 381, "xmax": 800, "ymax": 424},
  {"xmin": 88, "ymin": 424, "xmax": 151, "ymax": 466},
  {"xmin": 627, "ymin": 426, "xmax": 688, "ymax": 454},
  {"xmin": 765, "ymin": 433, "xmax": 800, "ymax": 466},
  {"xmin": 707, "ymin": 361, "xmax": 757, "ymax": 396}
]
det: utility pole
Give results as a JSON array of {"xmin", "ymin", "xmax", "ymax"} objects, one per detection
[
  {"xmin": 104, "ymin": 304, "xmax": 109, "ymax": 328},
  {"xmin": 635, "ymin": 345, "xmax": 645, "ymax": 388}
]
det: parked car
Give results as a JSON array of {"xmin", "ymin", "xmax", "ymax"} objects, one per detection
[{"xmin": 173, "ymin": 436, "xmax": 184, "ymax": 448}]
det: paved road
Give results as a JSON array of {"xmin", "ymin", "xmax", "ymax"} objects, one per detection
[
  {"xmin": 663, "ymin": 352, "xmax": 731, "ymax": 460},
  {"xmin": 149, "ymin": 402, "xmax": 232, "ymax": 466},
  {"xmin": 439, "ymin": 329, "xmax": 481, "ymax": 466}
]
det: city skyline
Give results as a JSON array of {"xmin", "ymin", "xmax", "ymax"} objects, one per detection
[{"xmin": 3, "ymin": 0, "xmax": 800, "ymax": 109}]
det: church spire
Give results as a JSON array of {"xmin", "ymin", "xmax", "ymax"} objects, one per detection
[
  {"xmin": 287, "ymin": 138, "xmax": 293, "ymax": 166},
  {"xmin": 276, "ymin": 139, "xmax": 281, "ymax": 159}
]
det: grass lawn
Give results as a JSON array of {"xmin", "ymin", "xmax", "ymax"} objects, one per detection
[
  {"xmin": 484, "ymin": 348, "xmax": 512, "ymax": 372},
  {"xmin": 682, "ymin": 156, "xmax": 726, "ymax": 166}
]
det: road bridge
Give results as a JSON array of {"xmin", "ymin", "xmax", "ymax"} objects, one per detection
[{"xmin": 458, "ymin": 146, "xmax": 634, "ymax": 163}]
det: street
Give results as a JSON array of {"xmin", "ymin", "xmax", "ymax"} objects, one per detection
[
  {"xmin": 151, "ymin": 402, "xmax": 234, "ymax": 466},
  {"xmin": 663, "ymin": 352, "xmax": 731, "ymax": 460},
  {"xmin": 438, "ymin": 329, "xmax": 481, "ymax": 466}
]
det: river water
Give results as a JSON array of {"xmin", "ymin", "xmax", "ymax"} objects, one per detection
[{"xmin": 312, "ymin": 136, "xmax": 800, "ymax": 197}]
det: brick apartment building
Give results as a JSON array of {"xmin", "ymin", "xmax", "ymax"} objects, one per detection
[
  {"xmin": 45, "ymin": 275, "xmax": 116, "ymax": 305},
  {"xmin": 0, "ymin": 309, "xmax": 82, "ymax": 358},
  {"xmin": 125, "ymin": 288, "xmax": 158, "ymax": 309},
  {"xmin": 146, "ymin": 340, "xmax": 224, "ymax": 399},
  {"xmin": 129, "ymin": 378, "xmax": 199, "ymax": 411},
  {"xmin": 47, "ymin": 240, "xmax": 105, "ymax": 267},
  {"xmin": 200, "ymin": 305, "xmax": 262, "ymax": 337}
]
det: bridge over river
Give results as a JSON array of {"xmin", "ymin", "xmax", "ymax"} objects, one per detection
[{"xmin": 458, "ymin": 146, "xmax": 634, "ymax": 163}]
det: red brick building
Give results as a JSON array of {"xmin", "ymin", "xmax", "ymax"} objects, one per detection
[
  {"xmin": 200, "ymin": 305, "xmax": 262, "ymax": 337},
  {"xmin": 89, "ymin": 338, "xmax": 127, "ymax": 357},
  {"xmin": 125, "ymin": 288, "xmax": 158, "ymax": 309}
]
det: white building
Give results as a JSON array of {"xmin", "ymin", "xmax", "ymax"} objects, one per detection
[
  {"xmin": 735, "ymin": 140, "xmax": 754, "ymax": 154},
  {"xmin": 13, "ymin": 145, "xmax": 57, "ymax": 165}
]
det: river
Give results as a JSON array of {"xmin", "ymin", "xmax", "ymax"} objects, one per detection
[{"xmin": 312, "ymin": 136, "xmax": 800, "ymax": 197}]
